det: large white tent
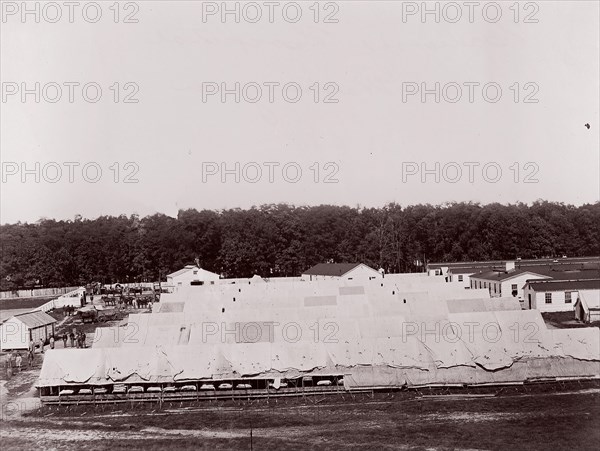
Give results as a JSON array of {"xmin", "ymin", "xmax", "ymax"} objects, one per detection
[{"xmin": 39, "ymin": 277, "xmax": 600, "ymax": 390}]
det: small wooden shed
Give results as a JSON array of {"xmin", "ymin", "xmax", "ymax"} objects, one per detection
[{"xmin": 0, "ymin": 310, "xmax": 57, "ymax": 351}]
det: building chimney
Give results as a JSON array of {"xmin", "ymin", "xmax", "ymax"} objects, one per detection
[{"xmin": 505, "ymin": 261, "xmax": 515, "ymax": 272}]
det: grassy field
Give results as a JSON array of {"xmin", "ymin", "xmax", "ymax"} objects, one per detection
[
  {"xmin": 1, "ymin": 388, "xmax": 598, "ymax": 450},
  {"xmin": 0, "ymin": 296, "xmax": 56, "ymax": 311},
  {"xmin": 542, "ymin": 311, "xmax": 600, "ymax": 329}
]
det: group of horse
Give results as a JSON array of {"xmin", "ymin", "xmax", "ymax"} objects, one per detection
[
  {"xmin": 63, "ymin": 305, "xmax": 78, "ymax": 316},
  {"xmin": 112, "ymin": 295, "xmax": 154, "ymax": 309}
]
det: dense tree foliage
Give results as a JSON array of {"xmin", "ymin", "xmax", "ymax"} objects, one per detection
[{"xmin": 1, "ymin": 201, "xmax": 598, "ymax": 290}]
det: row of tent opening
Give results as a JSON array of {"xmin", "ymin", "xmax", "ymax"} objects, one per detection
[{"xmin": 41, "ymin": 375, "xmax": 345, "ymax": 397}]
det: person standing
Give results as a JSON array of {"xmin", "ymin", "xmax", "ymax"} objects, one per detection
[
  {"xmin": 69, "ymin": 331, "xmax": 75, "ymax": 348},
  {"xmin": 8, "ymin": 352, "xmax": 15, "ymax": 371},
  {"xmin": 62, "ymin": 333, "xmax": 68, "ymax": 348},
  {"xmin": 49, "ymin": 335, "xmax": 55, "ymax": 350},
  {"xmin": 15, "ymin": 353, "xmax": 22, "ymax": 372},
  {"xmin": 27, "ymin": 339, "xmax": 35, "ymax": 367}
]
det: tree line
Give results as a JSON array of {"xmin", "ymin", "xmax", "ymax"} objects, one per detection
[{"xmin": 1, "ymin": 201, "xmax": 598, "ymax": 291}]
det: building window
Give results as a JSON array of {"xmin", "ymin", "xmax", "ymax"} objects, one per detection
[
  {"xmin": 565, "ymin": 292, "xmax": 572, "ymax": 303},
  {"xmin": 545, "ymin": 293, "xmax": 552, "ymax": 304},
  {"xmin": 458, "ymin": 275, "xmax": 463, "ymax": 282},
  {"xmin": 511, "ymin": 284, "xmax": 517, "ymax": 291},
  {"xmin": 484, "ymin": 282, "xmax": 487, "ymax": 288},
  {"xmin": 435, "ymin": 269, "xmax": 441, "ymax": 276}
]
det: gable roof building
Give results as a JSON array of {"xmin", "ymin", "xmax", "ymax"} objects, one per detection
[
  {"xmin": 1, "ymin": 310, "xmax": 57, "ymax": 351},
  {"xmin": 302, "ymin": 263, "xmax": 382, "ymax": 281},
  {"xmin": 526, "ymin": 279, "xmax": 600, "ymax": 293},
  {"xmin": 575, "ymin": 291, "xmax": 600, "ymax": 323},
  {"xmin": 166, "ymin": 265, "xmax": 220, "ymax": 291},
  {"xmin": 523, "ymin": 279, "xmax": 600, "ymax": 312},
  {"xmin": 427, "ymin": 256, "xmax": 600, "ymax": 277}
]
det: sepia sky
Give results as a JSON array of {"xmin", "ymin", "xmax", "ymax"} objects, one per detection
[{"xmin": 1, "ymin": 1, "xmax": 599, "ymax": 224}]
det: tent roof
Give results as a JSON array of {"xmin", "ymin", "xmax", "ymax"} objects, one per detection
[
  {"xmin": 38, "ymin": 276, "xmax": 600, "ymax": 389},
  {"xmin": 158, "ymin": 302, "xmax": 185, "ymax": 313},
  {"xmin": 578, "ymin": 291, "xmax": 600, "ymax": 310},
  {"xmin": 303, "ymin": 263, "xmax": 364, "ymax": 276}
]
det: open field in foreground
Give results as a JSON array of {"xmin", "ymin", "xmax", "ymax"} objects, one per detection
[
  {"xmin": 0, "ymin": 296, "xmax": 57, "ymax": 312},
  {"xmin": 1, "ymin": 388, "xmax": 599, "ymax": 450}
]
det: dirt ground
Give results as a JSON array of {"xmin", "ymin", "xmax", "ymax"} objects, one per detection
[
  {"xmin": 1, "ymin": 387, "xmax": 599, "ymax": 450},
  {"xmin": 0, "ymin": 302, "xmax": 148, "ymax": 419},
  {"xmin": 1, "ymin": 304, "xmax": 598, "ymax": 450}
]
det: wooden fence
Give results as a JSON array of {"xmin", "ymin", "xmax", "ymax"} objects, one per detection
[{"xmin": 0, "ymin": 286, "xmax": 79, "ymax": 300}]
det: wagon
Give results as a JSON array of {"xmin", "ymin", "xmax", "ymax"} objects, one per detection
[
  {"xmin": 97, "ymin": 309, "xmax": 120, "ymax": 322},
  {"xmin": 76, "ymin": 307, "xmax": 120, "ymax": 323},
  {"xmin": 77, "ymin": 307, "xmax": 98, "ymax": 323}
]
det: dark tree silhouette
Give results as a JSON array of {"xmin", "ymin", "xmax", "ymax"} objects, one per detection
[{"xmin": 1, "ymin": 201, "xmax": 598, "ymax": 290}]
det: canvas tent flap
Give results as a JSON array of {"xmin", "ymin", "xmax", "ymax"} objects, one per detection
[
  {"xmin": 551, "ymin": 328, "xmax": 600, "ymax": 361},
  {"xmin": 168, "ymin": 345, "xmax": 220, "ymax": 381},
  {"xmin": 372, "ymin": 336, "xmax": 431, "ymax": 369},
  {"xmin": 105, "ymin": 347, "xmax": 153, "ymax": 381},
  {"xmin": 37, "ymin": 276, "xmax": 600, "ymax": 390},
  {"xmin": 221, "ymin": 342, "xmax": 272, "ymax": 375},
  {"xmin": 448, "ymin": 312, "xmax": 514, "ymax": 371},
  {"xmin": 38, "ymin": 349, "xmax": 104, "ymax": 386},
  {"xmin": 325, "ymin": 339, "xmax": 375, "ymax": 367},
  {"xmin": 493, "ymin": 310, "xmax": 555, "ymax": 359},
  {"xmin": 342, "ymin": 365, "xmax": 407, "ymax": 389},
  {"xmin": 270, "ymin": 341, "xmax": 327, "ymax": 372}
]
